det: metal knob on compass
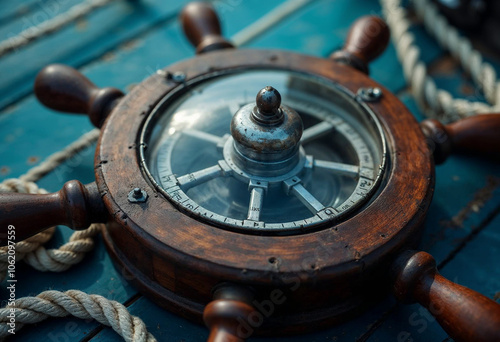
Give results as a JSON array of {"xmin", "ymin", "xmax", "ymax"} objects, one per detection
[
  {"xmin": 230, "ymin": 86, "xmax": 303, "ymax": 176},
  {"xmin": 254, "ymin": 86, "xmax": 284, "ymax": 123}
]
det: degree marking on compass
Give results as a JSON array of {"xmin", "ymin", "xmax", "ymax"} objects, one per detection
[{"xmin": 360, "ymin": 175, "xmax": 375, "ymax": 182}]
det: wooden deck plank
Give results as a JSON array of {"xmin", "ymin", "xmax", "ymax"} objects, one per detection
[
  {"xmin": 93, "ymin": 296, "xmax": 398, "ymax": 341},
  {"xmin": 0, "ymin": 0, "xmax": 81, "ymax": 36},
  {"xmin": 246, "ymin": 0, "xmax": 444, "ymax": 92},
  {"xmin": 0, "ymin": 0, "xmax": 194, "ymax": 110},
  {"xmin": 0, "ymin": 0, "xmax": 53, "ymax": 25}
]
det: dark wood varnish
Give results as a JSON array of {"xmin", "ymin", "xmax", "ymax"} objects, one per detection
[
  {"xmin": 330, "ymin": 16, "xmax": 390, "ymax": 74},
  {"xmin": 181, "ymin": 2, "xmax": 234, "ymax": 54},
  {"xmin": 0, "ymin": 181, "xmax": 106, "ymax": 245},
  {"xmin": 392, "ymin": 251, "xmax": 500, "ymax": 342},
  {"xmin": 421, "ymin": 114, "xmax": 500, "ymax": 164},
  {"xmin": 96, "ymin": 49, "xmax": 434, "ymax": 333},
  {"xmin": 34, "ymin": 64, "xmax": 124, "ymax": 127}
]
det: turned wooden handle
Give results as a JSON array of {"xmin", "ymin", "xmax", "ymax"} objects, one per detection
[
  {"xmin": 34, "ymin": 64, "xmax": 124, "ymax": 127},
  {"xmin": 204, "ymin": 284, "xmax": 256, "ymax": 342},
  {"xmin": 392, "ymin": 251, "xmax": 500, "ymax": 342},
  {"xmin": 0, "ymin": 181, "xmax": 106, "ymax": 245},
  {"xmin": 181, "ymin": 2, "xmax": 234, "ymax": 54},
  {"xmin": 330, "ymin": 16, "xmax": 390, "ymax": 74},
  {"xmin": 421, "ymin": 113, "xmax": 500, "ymax": 164}
]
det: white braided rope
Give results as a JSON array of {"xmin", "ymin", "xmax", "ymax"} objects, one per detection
[
  {"xmin": 0, "ymin": 0, "xmax": 114, "ymax": 58},
  {"xmin": 23, "ymin": 224, "xmax": 102, "ymax": 272},
  {"xmin": 380, "ymin": 0, "xmax": 500, "ymax": 122},
  {"xmin": 0, "ymin": 290, "xmax": 157, "ymax": 342}
]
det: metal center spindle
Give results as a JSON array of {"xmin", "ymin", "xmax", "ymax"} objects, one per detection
[{"xmin": 229, "ymin": 86, "xmax": 304, "ymax": 176}]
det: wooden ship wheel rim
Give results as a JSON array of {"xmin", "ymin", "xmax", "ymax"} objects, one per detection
[{"xmin": 96, "ymin": 49, "xmax": 434, "ymax": 284}]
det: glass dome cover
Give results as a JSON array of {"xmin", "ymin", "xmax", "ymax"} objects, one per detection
[{"xmin": 141, "ymin": 70, "xmax": 386, "ymax": 234}]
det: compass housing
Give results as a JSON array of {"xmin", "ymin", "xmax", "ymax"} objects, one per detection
[
  {"xmin": 139, "ymin": 69, "xmax": 387, "ymax": 233},
  {"xmin": 96, "ymin": 49, "xmax": 434, "ymax": 333}
]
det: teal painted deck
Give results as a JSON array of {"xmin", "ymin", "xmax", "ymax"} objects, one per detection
[{"xmin": 0, "ymin": 0, "xmax": 499, "ymax": 341}]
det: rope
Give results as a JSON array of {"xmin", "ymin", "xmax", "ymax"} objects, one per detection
[
  {"xmin": 0, "ymin": 290, "xmax": 156, "ymax": 342},
  {"xmin": 22, "ymin": 225, "xmax": 102, "ymax": 272},
  {"xmin": 0, "ymin": 0, "xmax": 115, "ymax": 58},
  {"xmin": 380, "ymin": 0, "xmax": 500, "ymax": 122}
]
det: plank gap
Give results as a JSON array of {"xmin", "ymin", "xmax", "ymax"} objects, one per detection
[
  {"xmin": 437, "ymin": 202, "xmax": 500, "ymax": 270},
  {"xmin": 355, "ymin": 303, "xmax": 398, "ymax": 342}
]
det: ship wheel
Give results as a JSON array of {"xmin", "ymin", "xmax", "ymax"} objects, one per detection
[{"xmin": 1, "ymin": 2, "xmax": 499, "ymax": 341}]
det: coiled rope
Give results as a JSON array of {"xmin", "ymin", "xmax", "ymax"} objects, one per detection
[
  {"xmin": 0, "ymin": 130, "xmax": 155, "ymax": 340},
  {"xmin": 380, "ymin": 0, "xmax": 500, "ymax": 122},
  {"xmin": 0, "ymin": 290, "xmax": 156, "ymax": 342}
]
